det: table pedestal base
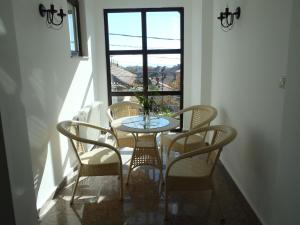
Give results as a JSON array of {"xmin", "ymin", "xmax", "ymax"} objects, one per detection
[{"xmin": 126, "ymin": 135, "xmax": 163, "ymax": 184}]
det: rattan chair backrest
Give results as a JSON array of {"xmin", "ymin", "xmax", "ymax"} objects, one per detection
[
  {"xmin": 107, "ymin": 101, "xmax": 142, "ymax": 121},
  {"xmin": 167, "ymin": 125, "xmax": 237, "ymax": 177},
  {"xmin": 190, "ymin": 105, "xmax": 217, "ymax": 129}
]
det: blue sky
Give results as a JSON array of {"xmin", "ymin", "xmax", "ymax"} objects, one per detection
[{"xmin": 108, "ymin": 11, "xmax": 181, "ymax": 66}]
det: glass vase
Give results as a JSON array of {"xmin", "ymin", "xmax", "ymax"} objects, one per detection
[{"xmin": 144, "ymin": 111, "xmax": 150, "ymax": 127}]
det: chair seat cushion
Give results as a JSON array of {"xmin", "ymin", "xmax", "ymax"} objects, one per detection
[
  {"xmin": 80, "ymin": 147, "xmax": 119, "ymax": 165},
  {"xmin": 161, "ymin": 132, "xmax": 206, "ymax": 153},
  {"xmin": 167, "ymin": 154, "xmax": 212, "ymax": 177}
]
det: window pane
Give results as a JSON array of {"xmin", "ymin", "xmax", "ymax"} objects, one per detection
[
  {"xmin": 148, "ymin": 54, "xmax": 181, "ymax": 91},
  {"xmin": 150, "ymin": 95, "xmax": 180, "ymax": 115},
  {"xmin": 112, "ymin": 96, "xmax": 139, "ymax": 104},
  {"xmin": 146, "ymin": 12, "xmax": 180, "ymax": 49},
  {"xmin": 108, "ymin": 13, "xmax": 142, "ymax": 50},
  {"xmin": 110, "ymin": 55, "xmax": 143, "ymax": 92},
  {"xmin": 67, "ymin": 2, "xmax": 79, "ymax": 53}
]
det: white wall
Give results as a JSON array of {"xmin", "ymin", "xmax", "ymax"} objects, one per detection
[
  {"xmin": 200, "ymin": 0, "xmax": 213, "ymax": 104},
  {"xmin": 211, "ymin": 0, "xmax": 292, "ymax": 224},
  {"xmin": 0, "ymin": 0, "xmax": 38, "ymax": 224},
  {"xmin": 270, "ymin": 0, "xmax": 300, "ymax": 224},
  {"xmin": 10, "ymin": 0, "xmax": 99, "ymax": 209}
]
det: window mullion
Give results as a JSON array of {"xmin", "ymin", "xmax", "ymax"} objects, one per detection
[
  {"xmin": 141, "ymin": 11, "xmax": 148, "ymax": 98},
  {"xmin": 103, "ymin": 11, "xmax": 112, "ymax": 105},
  {"xmin": 180, "ymin": 9, "xmax": 184, "ymax": 129}
]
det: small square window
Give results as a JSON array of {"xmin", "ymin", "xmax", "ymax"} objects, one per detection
[{"xmin": 67, "ymin": 0, "xmax": 82, "ymax": 57}]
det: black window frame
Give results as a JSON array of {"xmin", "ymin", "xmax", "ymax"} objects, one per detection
[
  {"xmin": 104, "ymin": 7, "xmax": 184, "ymax": 128},
  {"xmin": 67, "ymin": 0, "xmax": 83, "ymax": 57}
]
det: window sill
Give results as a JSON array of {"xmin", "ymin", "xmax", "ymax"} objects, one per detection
[{"xmin": 70, "ymin": 55, "xmax": 89, "ymax": 60}]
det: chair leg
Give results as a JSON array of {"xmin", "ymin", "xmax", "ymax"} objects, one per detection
[
  {"xmin": 159, "ymin": 164, "xmax": 164, "ymax": 185},
  {"xmin": 70, "ymin": 172, "xmax": 80, "ymax": 205},
  {"xmin": 160, "ymin": 136, "xmax": 164, "ymax": 160},
  {"xmin": 119, "ymin": 170, "xmax": 123, "ymax": 200},
  {"xmin": 126, "ymin": 166, "xmax": 132, "ymax": 185},
  {"xmin": 164, "ymin": 182, "xmax": 169, "ymax": 220}
]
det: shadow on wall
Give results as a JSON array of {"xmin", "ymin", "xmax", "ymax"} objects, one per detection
[
  {"xmin": 0, "ymin": 66, "xmax": 38, "ymax": 222},
  {"xmin": 217, "ymin": 106, "xmax": 277, "ymax": 221},
  {"xmin": 0, "ymin": 7, "xmax": 38, "ymax": 223}
]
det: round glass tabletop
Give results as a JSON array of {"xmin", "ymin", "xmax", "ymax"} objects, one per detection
[
  {"xmin": 111, "ymin": 115, "xmax": 179, "ymax": 133},
  {"xmin": 122, "ymin": 115, "xmax": 170, "ymax": 129}
]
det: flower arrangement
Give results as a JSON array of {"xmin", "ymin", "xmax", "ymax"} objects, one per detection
[{"xmin": 135, "ymin": 94, "xmax": 156, "ymax": 116}]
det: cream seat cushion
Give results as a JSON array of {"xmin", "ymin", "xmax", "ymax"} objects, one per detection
[
  {"xmin": 80, "ymin": 147, "xmax": 119, "ymax": 165},
  {"xmin": 162, "ymin": 133, "xmax": 206, "ymax": 153},
  {"xmin": 168, "ymin": 154, "xmax": 212, "ymax": 177}
]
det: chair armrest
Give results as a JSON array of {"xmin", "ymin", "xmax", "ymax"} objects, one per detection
[
  {"xmin": 72, "ymin": 120, "xmax": 118, "ymax": 145},
  {"xmin": 172, "ymin": 105, "xmax": 202, "ymax": 118},
  {"xmin": 166, "ymin": 126, "xmax": 210, "ymax": 157},
  {"xmin": 106, "ymin": 108, "xmax": 114, "ymax": 123}
]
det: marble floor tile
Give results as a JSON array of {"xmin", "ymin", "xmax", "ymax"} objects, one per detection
[{"xmin": 39, "ymin": 149, "xmax": 261, "ymax": 225}]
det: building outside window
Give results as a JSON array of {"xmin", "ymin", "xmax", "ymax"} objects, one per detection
[{"xmin": 104, "ymin": 8, "xmax": 184, "ymax": 122}]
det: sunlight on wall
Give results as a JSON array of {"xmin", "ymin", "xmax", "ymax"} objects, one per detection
[
  {"xmin": 58, "ymin": 37, "xmax": 94, "ymax": 121},
  {"xmin": 57, "ymin": 37, "xmax": 96, "ymax": 175},
  {"xmin": 58, "ymin": 62, "xmax": 93, "ymax": 122},
  {"xmin": 36, "ymin": 142, "xmax": 55, "ymax": 209},
  {"xmin": 0, "ymin": 18, "xmax": 6, "ymax": 36},
  {"xmin": 0, "ymin": 67, "xmax": 17, "ymax": 94},
  {"xmin": 35, "ymin": 59, "xmax": 96, "ymax": 209},
  {"xmin": 83, "ymin": 78, "xmax": 95, "ymax": 106},
  {"xmin": 58, "ymin": 61, "xmax": 95, "ymax": 165}
]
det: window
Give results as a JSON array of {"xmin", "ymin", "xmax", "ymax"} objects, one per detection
[
  {"xmin": 67, "ymin": 0, "xmax": 82, "ymax": 56},
  {"xmin": 104, "ymin": 8, "xmax": 184, "ymax": 125}
]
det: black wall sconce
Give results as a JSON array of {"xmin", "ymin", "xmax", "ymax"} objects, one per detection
[
  {"xmin": 217, "ymin": 6, "xmax": 241, "ymax": 31},
  {"xmin": 39, "ymin": 4, "xmax": 66, "ymax": 27}
]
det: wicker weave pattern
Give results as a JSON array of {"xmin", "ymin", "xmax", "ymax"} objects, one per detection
[
  {"xmin": 107, "ymin": 101, "xmax": 141, "ymax": 120},
  {"xmin": 68, "ymin": 125, "xmax": 85, "ymax": 156},
  {"xmin": 161, "ymin": 105, "xmax": 217, "ymax": 157},
  {"xmin": 131, "ymin": 146, "xmax": 162, "ymax": 169},
  {"xmin": 107, "ymin": 101, "xmax": 143, "ymax": 148},
  {"xmin": 190, "ymin": 106, "xmax": 215, "ymax": 129},
  {"xmin": 207, "ymin": 127, "xmax": 226, "ymax": 165},
  {"xmin": 126, "ymin": 133, "xmax": 163, "ymax": 184}
]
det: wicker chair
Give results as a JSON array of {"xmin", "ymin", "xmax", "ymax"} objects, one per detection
[
  {"xmin": 56, "ymin": 120, "xmax": 123, "ymax": 205},
  {"xmin": 160, "ymin": 105, "xmax": 217, "ymax": 157},
  {"xmin": 164, "ymin": 125, "xmax": 237, "ymax": 221},
  {"xmin": 107, "ymin": 101, "xmax": 152, "ymax": 148}
]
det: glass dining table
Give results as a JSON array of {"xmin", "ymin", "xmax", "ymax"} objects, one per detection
[{"xmin": 111, "ymin": 115, "xmax": 179, "ymax": 184}]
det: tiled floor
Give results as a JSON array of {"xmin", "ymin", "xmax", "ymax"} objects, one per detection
[{"xmin": 39, "ymin": 148, "xmax": 262, "ymax": 225}]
